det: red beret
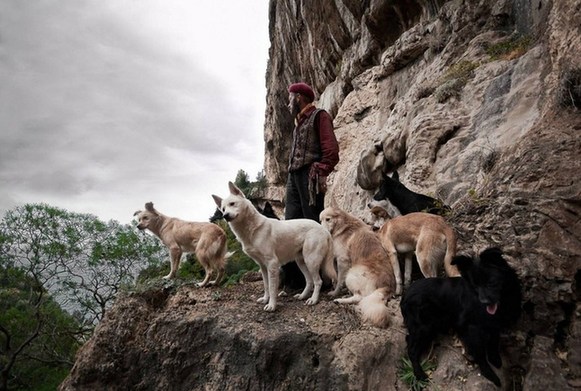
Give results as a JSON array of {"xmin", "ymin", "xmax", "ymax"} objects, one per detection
[{"xmin": 288, "ymin": 82, "xmax": 315, "ymax": 102}]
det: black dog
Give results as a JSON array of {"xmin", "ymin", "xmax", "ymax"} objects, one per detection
[
  {"xmin": 400, "ymin": 247, "xmax": 522, "ymax": 387},
  {"xmin": 369, "ymin": 171, "xmax": 450, "ymax": 215}
]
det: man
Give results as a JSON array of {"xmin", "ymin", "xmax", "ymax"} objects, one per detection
[
  {"xmin": 285, "ymin": 82, "xmax": 339, "ymax": 221},
  {"xmin": 283, "ymin": 82, "xmax": 339, "ymax": 290}
]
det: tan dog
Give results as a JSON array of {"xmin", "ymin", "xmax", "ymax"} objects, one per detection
[
  {"xmin": 320, "ymin": 206, "xmax": 395, "ymax": 328},
  {"xmin": 377, "ymin": 211, "xmax": 459, "ymax": 295},
  {"xmin": 368, "ymin": 205, "xmax": 391, "ymax": 230},
  {"xmin": 133, "ymin": 202, "xmax": 231, "ymax": 286},
  {"xmin": 212, "ymin": 182, "xmax": 336, "ymax": 312}
]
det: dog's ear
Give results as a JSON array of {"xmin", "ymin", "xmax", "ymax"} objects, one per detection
[
  {"xmin": 451, "ymin": 254, "xmax": 474, "ymax": 274},
  {"xmin": 133, "ymin": 210, "xmax": 142, "ymax": 217},
  {"xmin": 392, "ymin": 170, "xmax": 400, "ymax": 182},
  {"xmin": 212, "ymin": 195, "xmax": 223, "ymax": 208},
  {"xmin": 329, "ymin": 197, "xmax": 339, "ymax": 208},
  {"xmin": 145, "ymin": 202, "xmax": 155, "ymax": 212},
  {"xmin": 228, "ymin": 181, "xmax": 245, "ymax": 197},
  {"xmin": 370, "ymin": 206, "xmax": 389, "ymax": 219},
  {"xmin": 479, "ymin": 247, "xmax": 509, "ymax": 270}
]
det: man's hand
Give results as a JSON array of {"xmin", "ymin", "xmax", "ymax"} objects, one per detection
[{"xmin": 318, "ymin": 175, "xmax": 328, "ymax": 193}]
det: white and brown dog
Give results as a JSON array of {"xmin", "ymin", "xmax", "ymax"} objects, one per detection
[
  {"xmin": 134, "ymin": 202, "xmax": 231, "ymax": 286},
  {"xmin": 377, "ymin": 211, "xmax": 459, "ymax": 295},
  {"xmin": 212, "ymin": 182, "xmax": 336, "ymax": 312},
  {"xmin": 320, "ymin": 206, "xmax": 395, "ymax": 328}
]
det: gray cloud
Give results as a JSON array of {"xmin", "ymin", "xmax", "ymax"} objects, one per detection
[{"xmin": 0, "ymin": 0, "xmax": 267, "ymax": 222}]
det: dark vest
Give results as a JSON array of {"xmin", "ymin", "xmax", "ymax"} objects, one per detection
[{"xmin": 288, "ymin": 109, "xmax": 323, "ymax": 172}]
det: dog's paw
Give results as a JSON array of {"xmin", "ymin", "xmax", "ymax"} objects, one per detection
[
  {"xmin": 257, "ymin": 296, "xmax": 268, "ymax": 304},
  {"xmin": 278, "ymin": 290, "xmax": 288, "ymax": 297},
  {"xmin": 294, "ymin": 293, "xmax": 308, "ymax": 300},
  {"xmin": 162, "ymin": 274, "xmax": 172, "ymax": 280},
  {"xmin": 263, "ymin": 303, "xmax": 276, "ymax": 311},
  {"xmin": 305, "ymin": 298, "xmax": 319, "ymax": 305}
]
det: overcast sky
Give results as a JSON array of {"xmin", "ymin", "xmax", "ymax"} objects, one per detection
[{"xmin": 0, "ymin": 0, "xmax": 270, "ymax": 223}]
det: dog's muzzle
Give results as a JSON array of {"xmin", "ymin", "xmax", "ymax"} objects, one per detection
[
  {"xmin": 223, "ymin": 213, "xmax": 233, "ymax": 222},
  {"xmin": 137, "ymin": 224, "xmax": 146, "ymax": 230}
]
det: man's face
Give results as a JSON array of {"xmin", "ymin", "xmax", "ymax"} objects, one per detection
[{"xmin": 288, "ymin": 92, "xmax": 300, "ymax": 116}]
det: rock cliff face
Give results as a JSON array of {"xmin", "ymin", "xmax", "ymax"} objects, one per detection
[
  {"xmin": 264, "ymin": 0, "xmax": 580, "ymax": 386},
  {"xmin": 61, "ymin": 1, "xmax": 580, "ymax": 390}
]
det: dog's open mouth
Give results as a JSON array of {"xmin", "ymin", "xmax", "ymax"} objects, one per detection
[{"xmin": 486, "ymin": 303, "xmax": 498, "ymax": 315}]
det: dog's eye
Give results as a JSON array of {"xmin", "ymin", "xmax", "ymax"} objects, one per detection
[{"xmin": 229, "ymin": 202, "xmax": 235, "ymax": 207}]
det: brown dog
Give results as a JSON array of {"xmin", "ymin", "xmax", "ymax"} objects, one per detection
[
  {"xmin": 377, "ymin": 212, "xmax": 459, "ymax": 295},
  {"xmin": 133, "ymin": 202, "xmax": 232, "ymax": 286},
  {"xmin": 320, "ymin": 206, "xmax": 395, "ymax": 328}
]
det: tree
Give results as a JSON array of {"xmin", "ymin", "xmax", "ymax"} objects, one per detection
[
  {"xmin": 58, "ymin": 220, "xmax": 166, "ymax": 325},
  {"xmin": 0, "ymin": 203, "xmax": 166, "ymax": 390},
  {"xmin": 234, "ymin": 169, "xmax": 268, "ymax": 198},
  {"xmin": 234, "ymin": 169, "xmax": 251, "ymax": 195},
  {"xmin": 1, "ymin": 204, "xmax": 165, "ymax": 326},
  {"xmin": 0, "ymin": 265, "xmax": 80, "ymax": 391}
]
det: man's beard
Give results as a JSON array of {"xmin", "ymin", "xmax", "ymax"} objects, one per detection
[{"xmin": 288, "ymin": 98, "xmax": 300, "ymax": 117}]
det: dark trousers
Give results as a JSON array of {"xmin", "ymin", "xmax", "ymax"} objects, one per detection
[
  {"xmin": 284, "ymin": 166, "xmax": 325, "ymax": 221},
  {"xmin": 282, "ymin": 166, "xmax": 326, "ymax": 290}
]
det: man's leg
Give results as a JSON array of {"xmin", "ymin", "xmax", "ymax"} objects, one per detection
[
  {"xmin": 282, "ymin": 172, "xmax": 306, "ymax": 290},
  {"xmin": 289, "ymin": 168, "xmax": 332, "ymax": 290},
  {"xmin": 284, "ymin": 172, "xmax": 303, "ymax": 220},
  {"xmin": 293, "ymin": 167, "xmax": 325, "ymax": 222}
]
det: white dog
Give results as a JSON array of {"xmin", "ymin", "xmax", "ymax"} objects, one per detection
[
  {"xmin": 212, "ymin": 182, "xmax": 336, "ymax": 312},
  {"xmin": 134, "ymin": 202, "xmax": 232, "ymax": 286}
]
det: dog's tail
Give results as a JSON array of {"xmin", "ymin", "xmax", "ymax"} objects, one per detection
[
  {"xmin": 443, "ymin": 224, "xmax": 459, "ymax": 277},
  {"xmin": 358, "ymin": 288, "xmax": 391, "ymax": 328}
]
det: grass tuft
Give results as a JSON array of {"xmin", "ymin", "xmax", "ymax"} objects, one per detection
[
  {"xmin": 398, "ymin": 356, "xmax": 438, "ymax": 391},
  {"xmin": 486, "ymin": 35, "xmax": 531, "ymax": 61}
]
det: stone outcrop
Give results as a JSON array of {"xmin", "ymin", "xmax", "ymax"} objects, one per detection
[
  {"xmin": 264, "ymin": 1, "xmax": 580, "ymax": 387},
  {"xmin": 62, "ymin": 1, "xmax": 580, "ymax": 390},
  {"xmin": 60, "ymin": 281, "xmax": 408, "ymax": 391}
]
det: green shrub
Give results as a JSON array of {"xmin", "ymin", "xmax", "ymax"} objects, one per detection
[
  {"xmin": 486, "ymin": 35, "xmax": 531, "ymax": 61},
  {"xmin": 434, "ymin": 78, "xmax": 466, "ymax": 103},
  {"xmin": 442, "ymin": 61, "xmax": 479, "ymax": 83},
  {"xmin": 398, "ymin": 356, "xmax": 438, "ymax": 391},
  {"xmin": 426, "ymin": 60, "xmax": 479, "ymax": 103}
]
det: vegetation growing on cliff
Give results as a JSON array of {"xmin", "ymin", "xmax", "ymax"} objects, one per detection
[{"xmin": 0, "ymin": 204, "xmax": 165, "ymax": 390}]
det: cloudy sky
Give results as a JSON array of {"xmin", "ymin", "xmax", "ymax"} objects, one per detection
[{"xmin": 0, "ymin": 0, "xmax": 269, "ymax": 223}]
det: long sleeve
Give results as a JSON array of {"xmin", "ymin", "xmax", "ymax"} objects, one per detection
[{"xmin": 315, "ymin": 111, "xmax": 339, "ymax": 176}]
